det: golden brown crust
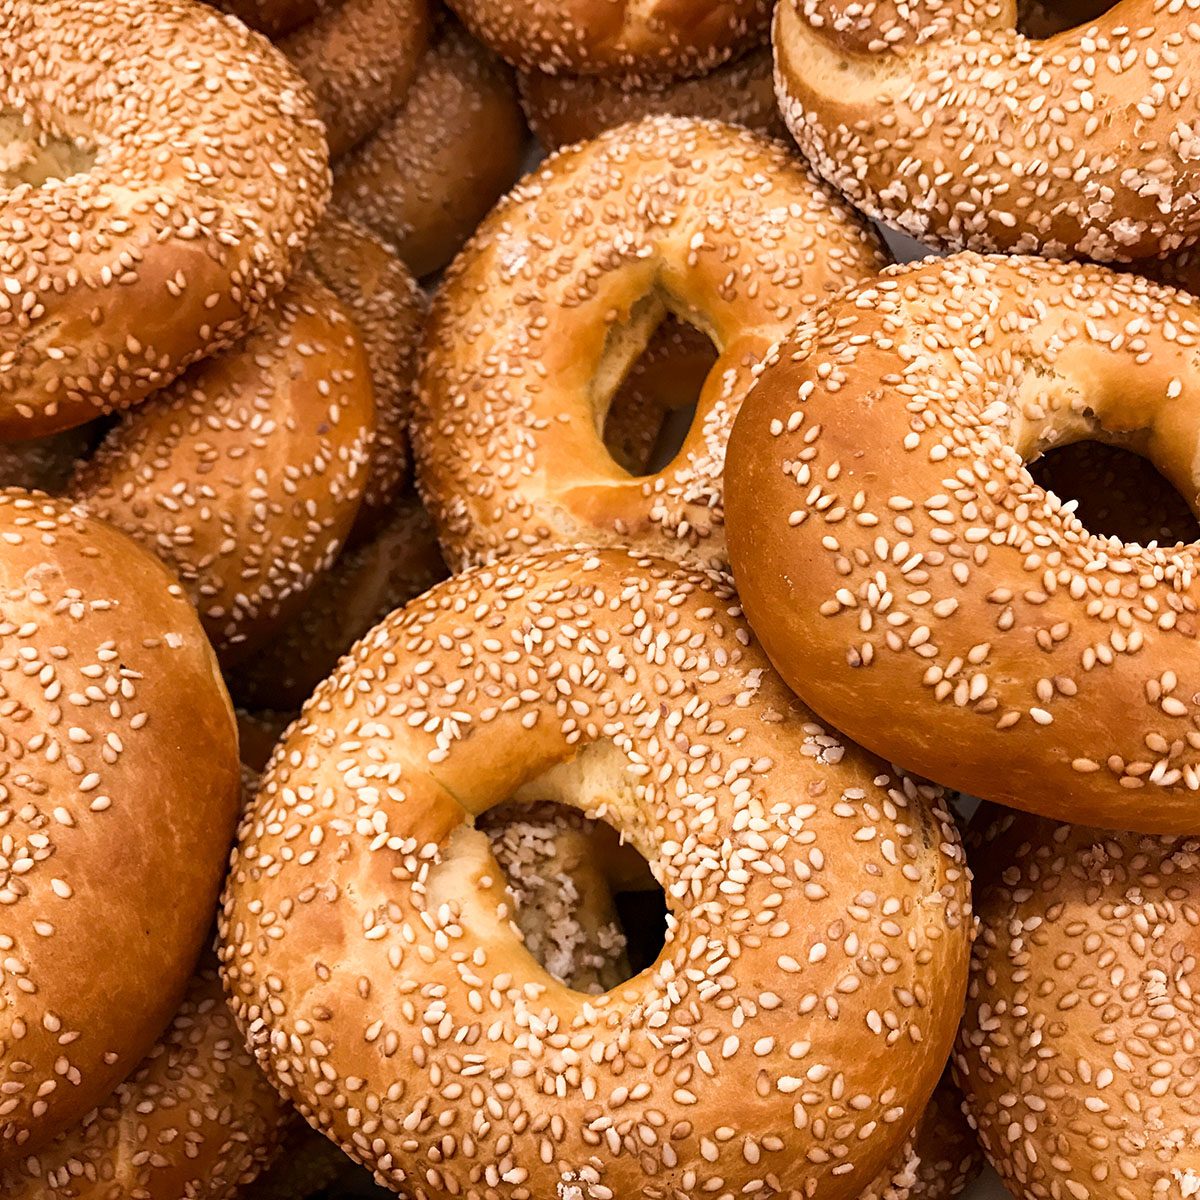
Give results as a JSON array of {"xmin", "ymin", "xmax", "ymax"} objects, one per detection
[
  {"xmin": 233, "ymin": 496, "xmax": 446, "ymax": 711},
  {"xmin": 304, "ymin": 213, "xmax": 426, "ymax": 533},
  {"xmin": 518, "ymin": 45, "xmax": 784, "ymax": 151},
  {"xmin": 219, "ymin": 547, "xmax": 972, "ymax": 1200},
  {"xmin": 445, "ymin": 0, "xmax": 772, "ymax": 77},
  {"xmin": 70, "ymin": 273, "xmax": 376, "ymax": 666},
  {"xmin": 0, "ymin": 0, "xmax": 330, "ymax": 438},
  {"xmin": 725, "ymin": 253, "xmax": 1200, "ymax": 833},
  {"xmin": 333, "ymin": 23, "xmax": 527, "ymax": 278},
  {"xmin": 774, "ymin": 0, "xmax": 1200, "ymax": 263},
  {"xmin": 414, "ymin": 115, "xmax": 888, "ymax": 572},
  {"xmin": 280, "ymin": 0, "xmax": 432, "ymax": 159},
  {"xmin": 957, "ymin": 809, "xmax": 1200, "ymax": 1198},
  {"xmin": 0, "ymin": 491, "xmax": 240, "ymax": 1162},
  {"xmin": 1, "ymin": 966, "xmax": 290, "ymax": 1198}
]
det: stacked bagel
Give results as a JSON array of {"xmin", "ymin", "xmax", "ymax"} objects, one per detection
[{"xmin": 2, "ymin": 0, "xmax": 1200, "ymax": 1199}]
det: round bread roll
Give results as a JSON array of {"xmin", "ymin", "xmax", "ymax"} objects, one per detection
[
  {"xmin": 1, "ymin": 965, "xmax": 289, "ymax": 1198},
  {"xmin": 71, "ymin": 273, "xmax": 376, "ymax": 666},
  {"xmin": 233, "ymin": 495, "xmax": 446, "ymax": 711},
  {"xmin": 773, "ymin": 0, "xmax": 1200, "ymax": 264},
  {"xmin": 303, "ymin": 213, "xmax": 426, "ymax": 534},
  {"xmin": 0, "ymin": 0, "xmax": 329, "ymax": 438},
  {"xmin": 414, "ymin": 115, "xmax": 888, "ymax": 572},
  {"xmin": 333, "ymin": 22, "xmax": 527, "ymax": 278},
  {"xmin": 957, "ymin": 808, "xmax": 1200, "ymax": 1197},
  {"xmin": 445, "ymin": 0, "xmax": 771, "ymax": 78},
  {"xmin": 0, "ymin": 491, "xmax": 240, "ymax": 1162},
  {"xmin": 726, "ymin": 253, "xmax": 1200, "ymax": 834},
  {"xmin": 219, "ymin": 547, "xmax": 972, "ymax": 1200},
  {"xmin": 518, "ymin": 45, "xmax": 784, "ymax": 151},
  {"xmin": 280, "ymin": 0, "xmax": 432, "ymax": 159}
]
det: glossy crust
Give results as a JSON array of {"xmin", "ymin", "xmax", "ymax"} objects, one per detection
[
  {"xmin": 957, "ymin": 809, "xmax": 1200, "ymax": 1198},
  {"xmin": 518, "ymin": 46, "xmax": 785, "ymax": 151},
  {"xmin": 726, "ymin": 254, "xmax": 1200, "ymax": 833},
  {"xmin": 304, "ymin": 213, "xmax": 426, "ymax": 533},
  {"xmin": 445, "ymin": 0, "xmax": 771, "ymax": 77},
  {"xmin": 0, "ymin": 0, "xmax": 329, "ymax": 438},
  {"xmin": 1, "ymin": 966, "xmax": 289, "ymax": 1198},
  {"xmin": 219, "ymin": 547, "xmax": 972, "ymax": 1200},
  {"xmin": 280, "ymin": 0, "xmax": 432, "ymax": 159},
  {"xmin": 414, "ymin": 115, "xmax": 888, "ymax": 572},
  {"xmin": 774, "ymin": 0, "xmax": 1200, "ymax": 264},
  {"xmin": 71, "ymin": 273, "xmax": 376, "ymax": 665},
  {"xmin": 0, "ymin": 492, "xmax": 240, "ymax": 1162},
  {"xmin": 233, "ymin": 496, "xmax": 446, "ymax": 711},
  {"xmin": 333, "ymin": 23, "xmax": 527, "ymax": 278}
]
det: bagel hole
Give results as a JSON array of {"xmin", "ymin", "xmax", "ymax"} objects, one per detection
[
  {"xmin": 1029, "ymin": 440, "xmax": 1200, "ymax": 545},
  {"xmin": 479, "ymin": 800, "xmax": 667, "ymax": 993},
  {"xmin": 601, "ymin": 316, "xmax": 718, "ymax": 476},
  {"xmin": 1016, "ymin": 0, "xmax": 1116, "ymax": 37},
  {"xmin": 0, "ymin": 115, "xmax": 97, "ymax": 188}
]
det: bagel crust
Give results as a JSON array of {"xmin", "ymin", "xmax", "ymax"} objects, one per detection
[
  {"xmin": 957, "ymin": 809, "xmax": 1200, "ymax": 1197},
  {"xmin": 774, "ymin": 0, "xmax": 1200, "ymax": 264},
  {"xmin": 71, "ymin": 272, "xmax": 376, "ymax": 665},
  {"xmin": 0, "ymin": 0, "xmax": 330, "ymax": 438},
  {"xmin": 726, "ymin": 253, "xmax": 1200, "ymax": 833},
  {"xmin": 1, "ymin": 966, "xmax": 289, "ymax": 1198},
  {"xmin": 0, "ymin": 491, "xmax": 240, "ymax": 1162},
  {"xmin": 219, "ymin": 547, "xmax": 971, "ymax": 1200},
  {"xmin": 414, "ymin": 115, "xmax": 888, "ymax": 572},
  {"xmin": 445, "ymin": 0, "xmax": 771, "ymax": 77}
]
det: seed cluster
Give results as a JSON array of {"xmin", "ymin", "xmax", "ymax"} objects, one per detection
[
  {"xmin": 219, "ymin": 546, "xmax": 971, "ymax": 1200},
  {"xmin": 726, "ymin": 253, "xmax": 1200, "ymax": 834},
  {"xmin": 0, "ymin": 0, "xmax": 329, "ymax": 438},
  {"xmin": 957, "ymin": 809, "xmax": 1200, "ymax": 1200},
  {"xmin": 70, "ymin": 272, "xmax": 376, "ymax": 665},
  {"xmin": 0, "ymin": 491, "xmax": 240, "ymax": 1163},
  {"xmin": 414, "ymin": 115, "xmax": 888, "ymax": 573},
  {"xmin": 775, "ymin": 0, "xmax": 1200, "ymax": 263}
]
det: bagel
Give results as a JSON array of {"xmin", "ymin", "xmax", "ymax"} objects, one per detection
[
  {"xmin": 956, "ymin": 808, "xmax": 1200, "ymax": 1197},
  {"xmin": 445, "ymin": 0, "xmax": 771, "ymax": 78},
  {"xmin": 303, "ymin": 213, "xmax": 426, "ymax": 535},
  {"xmin": 233, "ymin": 495, "xmax": 446, "ymax": 711},
  {"xmin": 414, "ymin": 116, "xmax": 888, "ymax": 572},
  {"xmin": 1, "ymin": 965, "xmax": 289, "ymax": 1198},
  {"xmin": 518, "ymin": 45, "xmax": 784, "ymax": 151},
  {"xmin": 332, "ymin": 22, "xmax": 527, "ymax": 278},
  {"xmin": 726, "ymin": 253, "xmax": 1200, "ymax": 834},
  {"xmin": 774, "ymin": 0, "xmax": 1200, "ymax": 264},
  {"xmin": 70, "ymin": 271, "xmax": 375, "ymax": 666},
  {"xmin": 219, "ymin": 546, "xmax": 972, "ymax": 1200},
  {"xmin": 0, "ymin": 491, "xmax": 240, "ymax": 1161},
  {"xmin": 280, "ymin": 0, "xmax": 432, "ymax": 159},
  {"xmin": 0, "ymin": 0, "xmax": 329, "ymax": 438}
]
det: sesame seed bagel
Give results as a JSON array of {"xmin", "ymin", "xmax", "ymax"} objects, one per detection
[
  {"xmin": 0, "ymin": 491, "xmax": 240, "ymax": 1161},
  {"xmin": 774, "ymin": 0, "xmax": 1200, "ymax": 264},
  {"xmin": 219, "ymin": 547, "xmax": 972, "ymax": 1200},
  {"xmin": 0, "ymin": 0, "xmax": 330, "ymax": 439},
  {"xmin": 726, "ymin": 253, "xmax": 1200, "ymax": 834},
  {"xmin": 70, "ymin": 272, "xmax": 376, "ymax": 665},
  {"xmin": 332, "ymin": 22, "xmax": 527, "ymax": 278},
  {"xmin": 414, "ymin": 116, "xmax": 889, "ymax": 572},
  {"xmin": 445, "ymin": 0, "xmax": 771, "ymax": 77},
  {"xmin": 304, "ymin": 212, "xmax": 426, "ymax": 535},
  {"xmin": 956, "ymin": 808, "xmax": 1200, "ymax": 1197},
  {"xmin": 233, "ymin": 494, "xmax": 446, "ymax": 711},
  {"xmin": 1, "ymin": 965, "xmax": 289, "ymax": 1198},
  {"xmin": 280, "ymin": 0, "xmax": 432, "ymax": 159},
  {"xmin": 518, "ymin": 45, "xmax": 784, "ymax": 152}
]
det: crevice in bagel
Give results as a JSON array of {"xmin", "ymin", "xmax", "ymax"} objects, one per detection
[
  {"xmin": 1016, "ymin": 0, "xmax": 1116, "ymax": 38},
  {"xmin": 0, "ymin": 113, "xmax": 97, "ymax": 188}
]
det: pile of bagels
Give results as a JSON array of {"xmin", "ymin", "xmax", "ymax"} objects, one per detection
[{"xmin": 0, "ymin": 0, "xmax": 1197, "ymax": 1198}]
